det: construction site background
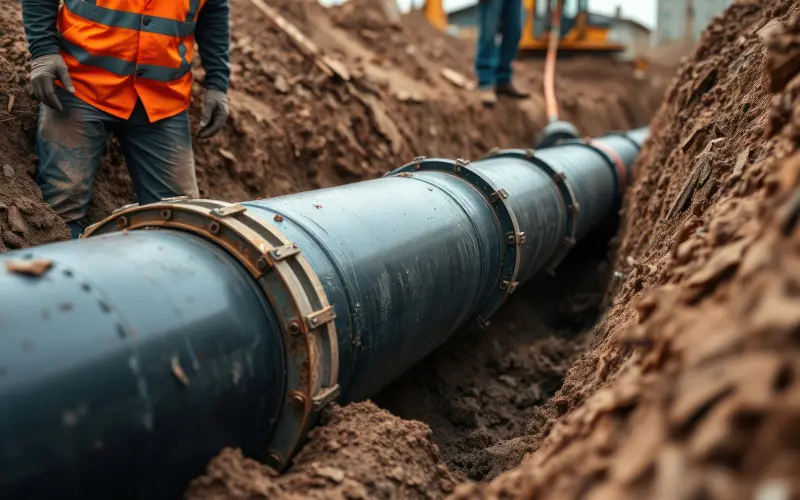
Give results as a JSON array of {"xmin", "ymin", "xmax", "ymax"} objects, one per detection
[{"xmin": 1, "ymin": 0, "xmax": 799, "ymax": 498}]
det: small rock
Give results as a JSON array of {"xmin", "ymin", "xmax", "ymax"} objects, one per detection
[
  {"xmin": 3, "ymin": 164, "xmax": 14, "ymax": 178},
  {"xmin": 498, "ymin": 375, "xmax": 517, "ymax": 388},
  {"xmin": 314, "ymin": 465, "xmax": 345, "ymax": 483},
  {"xmin": 274, "ymin": 74, "xmax": 290, "ymax": 94},
  {"xmin": 218, "ymin": 148, "xmax": 236, "ymax": 162},
  {"xmin": 7, "ymin": 206, "xmax": 27, "ymax": 235},
  {"xmin": 388, "ymin": 465, "xmax": 405, "ymax": 482},
  {"xmin": 0, "ymin": 202, "xmax": 7, "ymax": 213},
  {"xmin": 14, "ymin": 196, "xmax": 34, "ymax": 214},
  {"xmin": 1, "ymin": 231, "xmax": 26, "ymax": 249}
]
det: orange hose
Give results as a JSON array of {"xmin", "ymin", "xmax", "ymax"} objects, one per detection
[{"xmin": 544, "ymin": 0, "xmax": 561, "ymax": 123}]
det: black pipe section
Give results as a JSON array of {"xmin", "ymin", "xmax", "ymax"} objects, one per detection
[{"xmin": 0, "ymin": 127, "xmax": 648, "ymax": 499}]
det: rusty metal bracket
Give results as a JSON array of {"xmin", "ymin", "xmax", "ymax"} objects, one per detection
[
  {"xmin": 312, "ymin": 384, "xmax": 341, "ymax": 411},
  {"xmin": 500, "ymin": 280, "xmax": 519, "ymax": 294},
  {"xmin": 269, "ymin": 244, "xmax": 300, "ymax": 262},
  {"xmin": 82, "ymin": 198, "xmax": 340, "ymax": 472},
  {"xmin": 306, "ymin": 305, "xmax": 336, "ymax": 330},
  {"xmin": 210, "ymin": 203, "xmax": 247, "ymax": 218},
  {"xmin": 490, "ymin": 189, "xmax": 509, "ymax": 203},
  {"xmin": 505, "ymin": 231, "xmax": 526, "ymax": 246}
]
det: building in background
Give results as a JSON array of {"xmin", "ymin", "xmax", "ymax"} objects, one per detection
[
  {"xmin": 656, "ymin": 0, "xmax": 734, "ymax": 45},
  {"xmin": 607, "ymin": 9, "xmax": 651, "ymax": 62}
]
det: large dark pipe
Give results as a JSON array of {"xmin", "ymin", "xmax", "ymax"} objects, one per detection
[{"xmin": 0, "ymin": 127, "xmax": 648, "ymax": 498}]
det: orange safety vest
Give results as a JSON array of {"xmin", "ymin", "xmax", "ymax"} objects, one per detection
[{"xmin": 57, "ymin": 0, "xmax": 208, "ymax": 122}]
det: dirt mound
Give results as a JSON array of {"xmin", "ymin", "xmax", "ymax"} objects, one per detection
[
  {"xmin": 186, "ymin": 402, "xmax": 457, "ymax": 500},
  {"xmin": 0, "ymin": 8, "xmax": 70, "ymax": 251},
  {"xmin": 453, "ymin": 0, "xmax": 800, "ymax": 498}
]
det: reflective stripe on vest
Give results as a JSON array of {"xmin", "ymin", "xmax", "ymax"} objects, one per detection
[
  {"xmin": 60, "ymin": 0, "xmax": 195, "ymax": 82},
  {"xmin": 60, "ymin": 38, "xmax": 193, "ymax": 83}
]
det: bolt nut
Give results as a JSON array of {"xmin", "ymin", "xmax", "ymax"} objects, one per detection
[
  {"xmin": 288, "ymin": 320, "xmax": 301, "ymax": 335},
  {"xmin": 506, "ymin": 235, "xmax": 515, "ymax": 244},
  {"xmin": 290, "ymin": 391, "xmax": 307, "ymax": 408},
  {"xmin": 257, "ymin": 256, "xmax": 269, "ymax": 271},
  {"xmin": 116, "ymin": 216, "xmax": 129, "ymax": 228},
  {"xmin": 160, "ymin": 209, "xmax": 172, "ymax": 220},
  {"xmin": 209, "ymin": 222, "xmax": 220, "ymax": 234},
  {"xmin": 265, "ymin": 451, "xmax": 283, "ymax": 469},
  {"xmin": 310, "ymin": 317, "xmax": 318, "ymax": 326}
]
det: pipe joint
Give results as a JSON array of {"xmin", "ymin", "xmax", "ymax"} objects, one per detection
[
  {"xmin": 392, "ymin": 157, "xmax": 522, "ymax": 317},
  {"xmin": 83, "ymin": 198, "xmax": 341, "ymax": 471},
  {"xmin": 481, "ymin": 149, "xmax": 581, "ymax": 273}
]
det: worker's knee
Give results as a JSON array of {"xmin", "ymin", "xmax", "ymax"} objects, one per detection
[
  {"xmin": 36, "ymin": 157, "xmax": 94, "ymax": 223},
  {"xmin": 35, "ymin": 104, "xmax": 101, "ymax": 222}
]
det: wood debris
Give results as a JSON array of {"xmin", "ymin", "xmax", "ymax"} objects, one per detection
[
  {"xmin": 441, "ymin": 68, "xmax": 475, "ymax": 90},
  {"xmin": 171, "ymin": 356, "xmax": 190, "ymax": 387},
  {"xmin": 4, "ymin": 259, "xmax": 53, "ymax": 277}
]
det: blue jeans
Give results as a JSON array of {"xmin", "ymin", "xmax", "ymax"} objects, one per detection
[
  {"xmin": 35, "ymin": 88, "xmax": 199, "ymax": 239},
  {"xmin": 475, "ymin": 0, "xmax": 524, "ymax": 88}
]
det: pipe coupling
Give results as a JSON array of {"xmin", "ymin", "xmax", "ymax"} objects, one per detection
[
  {"xmin": 391, "ymin": 157, "xmax": 523, "ymax": 320},
  {"xmin": 485, "ymin": 149, "xmax": 581, "ymax": 274},
  {"xmin": 82, "ymin": 197, "xmax": 340, "ymax": 470}
]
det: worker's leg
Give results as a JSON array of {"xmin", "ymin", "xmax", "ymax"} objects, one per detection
[
  {"xmin": 496, "ymin": 0, "xmax": 524, "ymax": 86},
  {"xmin": 475, "ymin": 0, "xmax": 504, "ymax": 89},
  {"xmin": 35, "ymin": 87, "xmax": 112, "ymax": 238},
  {"xmin": 115, "ymin": 101, "xmax": 199, "ymax": 205}
]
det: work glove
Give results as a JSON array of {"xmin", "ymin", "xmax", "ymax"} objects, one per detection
[
  {"xmin": 30, "ymin": 54, "xmax": 75, "ymax": 112},
  {"xmin": 197, "ymin": 89, "xmax": 229, "ymax": 139}
]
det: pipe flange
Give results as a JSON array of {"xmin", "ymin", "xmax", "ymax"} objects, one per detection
[
  {"xmin": 488, "ymin": 149, "xmax": 580, "ymax": 274},
  {"xmin": 392, "ymin": 158, "xmax": 521, "ymax": 318},
  {"xmin": 82, "ymin": 198, "xmax": 340, "ymax": 471}
]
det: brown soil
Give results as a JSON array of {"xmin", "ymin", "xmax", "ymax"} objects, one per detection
[
  {"xmin": 0, "ymin": 1, "xmax": 693, "ymax": 499},
  {"xmin": 186, "ymin": 402, "xmax": 458, "ymax": 500}
]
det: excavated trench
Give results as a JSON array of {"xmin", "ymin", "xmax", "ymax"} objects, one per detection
[{"xmin": 374, "ymin": 212, "xmax": 622, "ymax": 481}]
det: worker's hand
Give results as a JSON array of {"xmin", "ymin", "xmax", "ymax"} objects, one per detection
[
  {"xmin": 197, "ymin": 89, "xmax": 229, "ymax": 139},
  {"xmin": 30, "ymin": 54, "xmax": 75, "ymax": 113}
]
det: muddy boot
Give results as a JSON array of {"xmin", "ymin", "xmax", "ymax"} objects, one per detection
[
  {"xmin": 496, "ymin": 81, "xmax": 530, "ymax": 99},
  {"xmin": 478, "ymin": 87, "xmax": 497, "ymax": 107}
]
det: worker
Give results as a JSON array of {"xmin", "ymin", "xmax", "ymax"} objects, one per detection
[
  {"xmin": 475, "ymin": 0, "xmax": 530, "ymax": 106},
  {"xmin": 21, "ymin": 0, "xmax": 231, "ymax": 239}
]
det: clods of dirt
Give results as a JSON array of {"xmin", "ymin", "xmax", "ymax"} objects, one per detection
[{"xmin": 187, "ymin": 402, "xmax": 457, "ymax": 500}]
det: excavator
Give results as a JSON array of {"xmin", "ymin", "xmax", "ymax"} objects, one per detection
[{"xmin": 424, "ymin": 0, "xmax": 625, "ymax": 54}]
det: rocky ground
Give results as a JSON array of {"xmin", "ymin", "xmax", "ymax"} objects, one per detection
[{"xmin": 14, "ymin": 0, "xmax": 794, "ymax": 499}]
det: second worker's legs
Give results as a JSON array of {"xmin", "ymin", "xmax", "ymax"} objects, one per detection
[
  {"xmin": 115, "ymin": 101, "xmax": 199, "ymax": 205},
  {"xmin": 495, "ymin": 0, "xmax": 528, "ymax": 98},
  {"xmin": 475, "ymin": 0, "xmax": 504, "ymax": 105}
]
